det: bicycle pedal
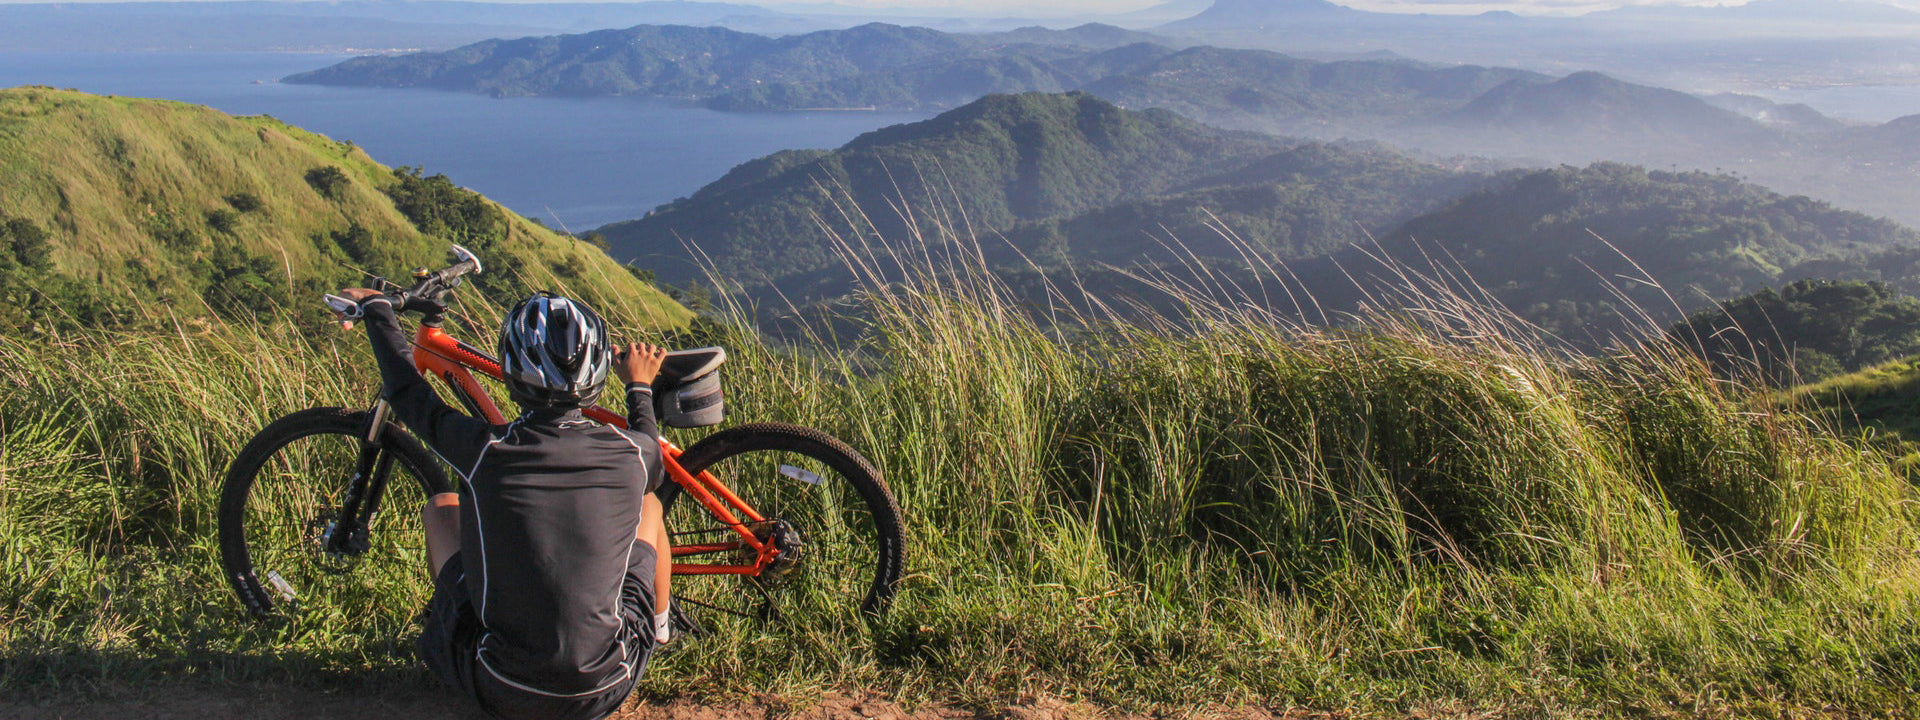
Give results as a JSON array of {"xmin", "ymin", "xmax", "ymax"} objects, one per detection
[{"xmin": 668, "ymin": 597, "xmax": 706, "ymax": 639}]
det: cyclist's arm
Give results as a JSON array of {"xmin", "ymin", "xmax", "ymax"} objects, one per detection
[
  {"xmin": 616, "ymin": 342, "xmax": 666, "ymax": 491},
  {"xmin": 359, "ymin": 297, "xmax": 490, "ymax": 469},
  {"xmin": 625, "ymin": 383, "xmax": 665, "ymax": 492},
  {"xmin": 625, "ymin": 383, "xmax": 659, "ymax": 439}
]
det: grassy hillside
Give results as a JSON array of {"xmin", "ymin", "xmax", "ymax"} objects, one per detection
[
  {"xmin": 0, "ymin": 86, "xmax": 689, "ymax": 330},
  {"xmin": 3, "ymin": 250, "xmax": 1918, "ymax": 716},
  {"xmin": 3, "ymin": 84, "xmax": 1918, "ymax": 718},
  {"xmin": 1793, "ymin": 355, "xmax": 1920, "ymax": 464}
]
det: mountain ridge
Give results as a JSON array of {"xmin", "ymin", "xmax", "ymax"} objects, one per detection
[
  {"xmin": 592, "ymin": 92, "xmax": 1920, "ymax": 345},
  {"xmin": 596, "ymin": 91, "xmax": 1292, "ymax": 290},
  {"xmin": 1164, "ymin": 0, "xmax": 1361, "ymax": 28}
]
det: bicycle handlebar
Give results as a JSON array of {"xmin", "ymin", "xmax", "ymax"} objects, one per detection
[{"xmin": 323, "ymin": 244, "xmax": 483, "ymax": 320}]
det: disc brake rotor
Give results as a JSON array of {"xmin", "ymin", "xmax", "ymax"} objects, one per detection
[{"xmin": 305, "ymin": 509, "xmax": 362, "ymax": 574}]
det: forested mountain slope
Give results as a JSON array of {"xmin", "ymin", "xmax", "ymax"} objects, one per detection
[
  {"xmin": 1319, "ymin": 163, "xmax": 1920, "ymax": 340},
  {"xmin": 989, "ymin": 141, "xmax": 1502, "ymax": 270},
  {"xmin": 593, "ymin": 91, "xmax": 1920, "ymax": 343},
  {"xmin": 1671, "ymin": 279, "xmax": 1920, "ymax": 384},
  {"xmin": 285, "ymin": 22, "xmax": 1154, "ymax": 102},
  {"xmin": 288, "ymin": 22, "xmax": 1540, "ymax": 126},
  {"xmin": 598, "ymin": 91, "xmax": 1291, "ymax": 291}
]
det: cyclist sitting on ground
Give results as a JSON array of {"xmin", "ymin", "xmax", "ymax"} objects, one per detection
[{"xmin": 336, "ymin": 286, "xmax": 674, "ymax": 720}]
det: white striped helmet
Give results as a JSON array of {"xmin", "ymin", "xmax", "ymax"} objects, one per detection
[{"xmin": 498, "ymin": 292, "xmax": 611, "ymax": 409}]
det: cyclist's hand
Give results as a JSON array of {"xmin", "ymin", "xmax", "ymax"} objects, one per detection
[
  {"xmin": 615, "ymin": 342, "xmax": 667, "ymax": 386},
  {"xmin": 333, "ymin": 287, "xmax": 385, "ymax": 329}
]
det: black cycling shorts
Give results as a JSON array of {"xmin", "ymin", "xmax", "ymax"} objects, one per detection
[{"xmin": 417, "ymin": 544, "xmax": 658, "ymax": 720}]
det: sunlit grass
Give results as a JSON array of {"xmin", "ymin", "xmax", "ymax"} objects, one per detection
[{"xmin": 4, "ymin": 200, "xmax": 1919, "ymax": 715}]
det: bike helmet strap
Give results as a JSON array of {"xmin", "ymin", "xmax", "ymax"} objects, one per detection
[{"xmin": 498, "ymin": 292, "xmax": 612, "ymax": 409}]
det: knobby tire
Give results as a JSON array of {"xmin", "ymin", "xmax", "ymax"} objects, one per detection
[
  {"xmin": 663, "ymin": 422, "xmax": 905, "ymax": 620},
  {"xmin": 218, "ymin": 406, "xmax": 451, "ymax": 620}
]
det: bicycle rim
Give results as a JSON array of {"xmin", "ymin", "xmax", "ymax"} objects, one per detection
[
  {"xmin": 223, "ymin": 410, "xmax": 441, "ymax": 627},
  {"xmin": 667, "ymin": 423, "xmax": 903, "ymax": 630}
]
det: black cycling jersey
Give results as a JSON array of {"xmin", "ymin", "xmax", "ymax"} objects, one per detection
[{"xmin": 361, "ymin": 298, "xmax": 664, "ymax": 699}]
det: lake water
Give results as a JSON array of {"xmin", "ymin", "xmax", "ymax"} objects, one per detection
[{"xmin": 0, "ymin": 52, "xmax": 928, "ymax": 229}]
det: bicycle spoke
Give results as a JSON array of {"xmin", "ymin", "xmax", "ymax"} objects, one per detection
[
  {"xmin": 231, "ymin": 422, "xmax": 435, "ymax": 626},
  {"xmin": 666, "ymin": 430, "xmax": 897, "ymax": 632}
]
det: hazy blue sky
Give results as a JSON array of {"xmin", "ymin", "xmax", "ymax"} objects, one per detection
[
  {"xmin": 2, "ymin": 0, "xmax": 1916, "ymax": 17},
  {"xmin": 743, "ymin": 0, "xmax": 1920, "ymax": 16}
]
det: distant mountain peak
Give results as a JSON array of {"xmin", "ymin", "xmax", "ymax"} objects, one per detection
[
  {"xmin": 1168, "ymin": 0, "xmax": 1360, "ymax": 28},
  {"xmin": 1210, "ymin": 0, "xmax": 1355, "ymax": 12},
  {"xmin": 1441, "ymin": 70, "xmax": 1780, "ymax": 156},
  {"xmin": 601, "ymin": 90, "xmax": 1290, "ymax": 291},
  {"xmin": 1462, "ymin": 70, "xmax": 1694, "ymax": 115},
  {"xmin": 851, "ymin": 91, "xmax": 1138, "ymax": 147},
  {"xmin": 1886, "ymin": 115, "xmax": 1920, "ymax": 133}
]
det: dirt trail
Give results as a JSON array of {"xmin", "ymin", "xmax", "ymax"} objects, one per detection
[{"xmin": 0, "ymin": 688, "xmax": 1330, "ymax": 720}]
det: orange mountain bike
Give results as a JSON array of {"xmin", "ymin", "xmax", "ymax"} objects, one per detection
[{"xmin": 217, "ymin": 245, "xmax": 903, "ymax": 630}]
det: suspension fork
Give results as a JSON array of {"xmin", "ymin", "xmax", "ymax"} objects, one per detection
[{"xmin": 328, "ymin": 399, "xmax": 396, "ymax": 556}]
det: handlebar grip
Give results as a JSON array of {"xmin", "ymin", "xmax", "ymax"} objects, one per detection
[{"xmin": 441, "ymin": 260, "xmax": 477, "ymax": 282}]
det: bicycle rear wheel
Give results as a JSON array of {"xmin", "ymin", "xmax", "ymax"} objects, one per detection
[
  {"xmin": 661, "ymin": 422, "xmax": 904, "ymax": 628},
  {"xmin": 218, "ymin": 407, "xmax": 451, "ymax": 624}
]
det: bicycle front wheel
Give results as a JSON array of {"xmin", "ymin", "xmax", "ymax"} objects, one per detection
[
  {"xmin": 218, "ymin": 406, "xmax": 451, "ymax": 624},
  {"xmin": 662, "ymin": 422, "xmax": 904, "ymax": 627}
]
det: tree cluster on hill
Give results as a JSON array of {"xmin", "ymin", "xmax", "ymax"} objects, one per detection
[
  {"xmin": 0, "ymin": 214, "xmax": 99, "ymax": 329},
  {"xmin": 1670, "ymin": 280, "xmax": 1920, "ymax": 385}
]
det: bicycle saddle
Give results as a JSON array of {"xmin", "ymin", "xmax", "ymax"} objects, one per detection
[{"xmin": 655, "ymin": 347, "xmax": 726, "ymax": 392}]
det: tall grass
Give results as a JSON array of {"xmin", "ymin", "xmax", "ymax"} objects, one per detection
[{"xmin": 3, "ymin": 227, "xmax": 1919, "ymax": 716}]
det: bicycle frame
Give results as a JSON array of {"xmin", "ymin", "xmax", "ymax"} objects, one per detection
[{"xmin": 404, "ymin": 323, "xmax": 778, "ymax": 577}]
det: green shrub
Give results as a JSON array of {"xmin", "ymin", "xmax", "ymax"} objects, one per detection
[
  {"xmin": 304, "ymin": 166, "xmax": 349, "ymax": 199},
  {"xmin": 205, "ymin": 208, "xmax": 238, "ymax": 235},
  {"xmin": 224, "ymin": 192, "xmax": 262, "ymax": 212}
]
